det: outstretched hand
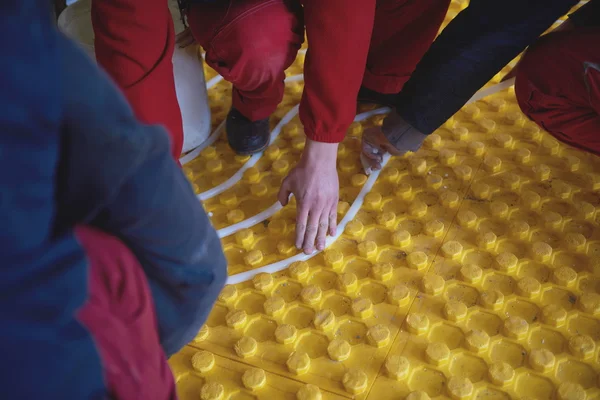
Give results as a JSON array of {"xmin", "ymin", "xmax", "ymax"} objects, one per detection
[
  {"xmin": 361, "ymin": 110, "xmax": 428, "ymax": 173},
  {"xmin": 361, "ymin": 126, "xmax": 403, "ymax": 173},
  {"xmin": 278, "ymin": 139, "xmax": 339, "ymax": 254}
]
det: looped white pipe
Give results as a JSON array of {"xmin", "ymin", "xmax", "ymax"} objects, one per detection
[
  {"xmin": 226, "ymin": 152, "xmax": 391, "ymax": 285},
  {"xmin": 182, "ymin": 74, "xmax": 305, "ymax": 165},
  {"xmin": 216, "ymin": 106, "xmax": 391, "ymax": 239},
  {"xmin": 180, "ymin": 120, "xmax": 225, "ymax": 165},
  {"xmin": 226, "ymin": 79, "xmax": 515, "ymax": 284},
  {"xmin": 198, "ymin": 104, "xmax": 300, "ymax": 201}
]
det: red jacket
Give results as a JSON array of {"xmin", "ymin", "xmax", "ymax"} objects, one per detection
[{"xmin": 300, "ymin": 0, "xmax": 376, "ymax": 143}]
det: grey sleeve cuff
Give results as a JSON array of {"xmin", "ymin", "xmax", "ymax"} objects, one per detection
[{"xmin": 382, "ymin": 110, "xmax": 428, "ymax": 153}]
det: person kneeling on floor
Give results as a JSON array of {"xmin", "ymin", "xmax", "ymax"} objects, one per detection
[
  {"xmin": 178, "ymin": 0, "xmax": 453, "ymax": 254},
  {"xmin": 513, "ymin": 7, "xmax": 600, "ymax": 155},
  {"xmin": 360, "ymin": 0, "xmax": 598, "ymax": 166}
]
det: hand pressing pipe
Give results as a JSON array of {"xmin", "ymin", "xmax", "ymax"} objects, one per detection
[
  {"xmin": 278, "ymin": 139, "xmax": 339, "ymax": 254},
  {"xmin": 361, "ymin": 110, "xmax": 428, "ymax": 175}
]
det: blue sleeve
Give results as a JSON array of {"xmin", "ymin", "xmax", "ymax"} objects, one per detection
[
  {"xmin": 56, "ymin": 34, "xmax": 227, "ymax": 356},
  {"xmin": 0, "ymin": 1, "xmax": 105, "ymax": 398},
  {"xmin": 394, "ymin": 0, "xmax": 578, "ymax": 134}
]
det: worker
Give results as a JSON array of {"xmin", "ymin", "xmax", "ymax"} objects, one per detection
[
  {"xmin": 179, "ymin": 0, "xmax": 453, "ymax": 254},
  {"xmin": 514, "ymin": 3, "xmax": 600, "ymax": 155},
  {"xmin": 1, "ymin": 1, "xmax": 226, "ymax": 398},
  {"xmin": 361, "ymin": 0, "xmax": 595, "ymax": 167}
]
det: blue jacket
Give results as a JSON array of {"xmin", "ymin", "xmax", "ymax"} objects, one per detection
[{"xmin": 1, "ymin": 1, "xmax": 226, "ymax": 398}]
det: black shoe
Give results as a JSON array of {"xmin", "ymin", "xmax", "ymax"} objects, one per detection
[
  {"xmin": 225, "ymin": 107, "xmax": 270, "ymax": 155},
  {"xmin": 357, "ymin": 86, "xmax": 396, "ymax": 107}
]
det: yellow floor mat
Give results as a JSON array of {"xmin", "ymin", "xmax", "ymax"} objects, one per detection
[{"xmin": 174, "ymin": 1, "xmax": 599, "ymax": 399}]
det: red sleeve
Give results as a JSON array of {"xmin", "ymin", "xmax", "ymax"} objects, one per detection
[{"xmin": 299, "ymin": 0, "xmax": 377, "ymax": 143}]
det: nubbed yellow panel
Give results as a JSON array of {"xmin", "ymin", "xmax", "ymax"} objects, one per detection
[{"xmin": 176, "ymin": 1, "xmax": 598, "ymax": 399}]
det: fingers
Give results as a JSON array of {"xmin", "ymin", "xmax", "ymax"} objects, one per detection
[
  {"xmin": 300, "ymin": 198, "xmax": 338, "ymax": 253},
  {"xmin": 295, "ymin": 205, "xmax": 309, "ymax": 250},
  {"xmin": 362, "ymin": 143, "xmax": 384, "ymax": 162},
  {"xmin": 302, "ymin": 210, "xmax": 320, "ymax": 254},
  {"xmin": 369, "ymin": 159, "xmax": 383, "ymax": 171},
  {"xmin": 362, "ymin": 128, "xmax": 385, "ymax": 160},
  {"xmin": 362, "ymin": 149, "xmax": 383, "ymax": 165},
  {"xmin": 282, "ymin": 164, "xmax": 339, "ymax": 254},
  {"xmin": 328, "ymin": 203, "xmax": 337, "ymax": 236},
  {"xmin": 278, "ymin": 178, "xmax": 291, "ymax": 206},
  {"xmin": 360, "ymin": 152, "xmax": 382, "ymax": 175},
  {"xmin": 363, "ymin": 126, "xmax": 407, "ymax": 157},
  {"xmin": 316, "ymin": 214, "xmax": 328, "ymax": 251}
]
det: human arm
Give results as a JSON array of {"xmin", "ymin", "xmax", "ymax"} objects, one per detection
[
  {"xmin": 56, "ymin": 35, "xmax": 226, "ymax": 356},
  {"xmin": 298, "ymin": 0, "xmax": 376, "ymax": 144},
  {"xmin": 279, "ymin": 0, "xmax": 376, "ymax": 253},
  {"xmin": 278, "ymin": 139, "xmax": 339, "ymax": 254},
  {"xmin": 361, "ymin": 0, "xmax": 578, "ymax": 170}
]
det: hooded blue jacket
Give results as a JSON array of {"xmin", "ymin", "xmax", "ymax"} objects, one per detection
[{"xmin": 1, "ymin": 1, "xmax": 226, "ymax": 398}]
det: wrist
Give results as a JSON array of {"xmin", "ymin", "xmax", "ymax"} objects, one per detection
[
  {"xmin": 382, "ymin": 110, "xmax": 427, "ymax": 154},
  {"xmin": 301, "ymin": 139, "xmax": 338, "ymax": 166}
]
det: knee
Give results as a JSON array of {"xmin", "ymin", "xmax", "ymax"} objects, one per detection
[
  {"xmin": 516, "ymin": 32, "xmax": 568, "ymax": 85},
  {"xmin": 196, "ymin": 3, "xmax": 300, "ymax": 89},
  {"xmin": 514, "ymin": 33, "xmax": 565, "ymax": 108},
  {"xmin": 234, "ymin": 45, "xmax": 292, "ymax": 89},
  {"xmin": 204, "ymin": 32, "xmax": 293, "ymax": 91}
]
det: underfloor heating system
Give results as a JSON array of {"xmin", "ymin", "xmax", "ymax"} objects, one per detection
[{"xmin": 172, "ymin": 1, "xmax": 600, "ymax": 398}]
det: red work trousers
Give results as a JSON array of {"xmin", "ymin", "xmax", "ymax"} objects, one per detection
[
  {"xmin": 75, "ymin": 226, "xmax": 177, "ymax": 400},
  {"xmin": 187, "ymin": 0, "xmax": 450, "ymax": 122},
  {"xmin": 515, "ymin": 28, "xmax": 600, "ymax": 156},
  {"xmin": 91, "ymin": 0, "xmax": 184, "ymax": 159}
]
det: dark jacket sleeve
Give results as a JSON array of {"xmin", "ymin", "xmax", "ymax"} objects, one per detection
[
  {"xmin": 57, "ymin": 33, "xmax": 227, "ymax": 356},
  {"xmin": 569, "ymin": 0, "xmax": 600, "ymax": 27},
  {"xmin": 392, "ymin": 0, "xmax": 579, "ymax": 136}
]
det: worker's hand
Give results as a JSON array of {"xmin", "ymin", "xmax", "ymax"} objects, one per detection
[
  {"xmin": 278, "ymin": 140, "xmax": 339, "ymax": 254},
  {"xmin": 176, "ymin": 27, "xmax": 196, "ymax": 48},
  {"xmin": 361, "ymin": 110, "xmax": 427, "ymax": 173},
  {"xmin": 361, "ymin": 126, "xmax": 403, "ymax": 172}
]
